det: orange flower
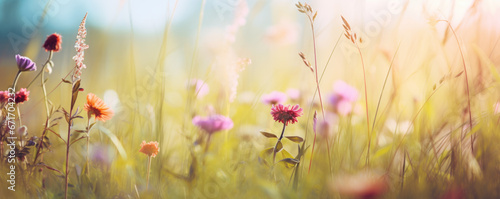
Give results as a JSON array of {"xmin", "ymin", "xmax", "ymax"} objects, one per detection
[
  {"xmin": 84, "ymin": 93, "xmax": 113, "ymax": 122},
  {"xmin": 139, "ymin": 141, "xmax": 159, "ymax": 157}
]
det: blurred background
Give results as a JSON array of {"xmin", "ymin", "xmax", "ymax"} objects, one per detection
[
  {"xmin": 1, "ymin": 0, "xmax": 500, "ymax": 197},
  {"xmin": 1, "ymin": 0, "xmax": 499, "ymax": 135}
]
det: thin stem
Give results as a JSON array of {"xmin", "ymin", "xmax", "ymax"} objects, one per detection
[
  {"xmin": 273, "ymin": 123, "xmax": 287, "ymax": 163},
  {"xmin": 32, "ymin": 120, "xmax": 49, "ymax": 165},
  {"xmin": 204, "ymin": 134, "xmax": 212, "ymax": 153},
  {"xmin": 325, "ymin": 137, "xmax": 333, "ymax": 177},
  {"xmin": 36, "ymin": 50, "xmax": 53, "ymax": 188},
  {"xmin": 306, "ymin": 15, "xmax": 325, "ymax": 174},
  {"xmin": 400, "ymin": 149, "xmax": 406, "ymax": 191},
  {"xmin": 304, "ymin": 34, "xmax": 342, "ymax": 176},
  {"xmin": 17, "ymin": 107, "xmax": 22, "ymax": 147},
  {"xmin": 372, "ymin": 43, "xmax": 401, "ymax": 131},
  {"xmin": 17, "ymin": 106, "xmax": 22, "ymax": 127},
  {"xmin": 441, "ymin": 20, "xmax": 473, "ymax": 152},
  {"xmin": 278, "ymin": 123, "xmax": 286, "ymax": 140},
  {"xmin": 64, "ymin": 86, "xmax": 76, "ymax": 199},
  {"xmin": 146, "ymin": 156, "xmax": 152, "ymax": 189},
  {"xmin": 12, "ymin": 70, "xmax": 22, "ymax": 91},
  {"xmin": 41, "ymin": 51, "xmax": 53, "ymax": 122},
  {"xmin": 307, "ymin": 18, "xmax": 325, "ymax": 120},
  {"xmin": 355, "ymin": 44, "xmax": 371, "ymax": 166},
  {"xmin": 86, "ymin": 114, "xmax": 91, "ymax": 176}
]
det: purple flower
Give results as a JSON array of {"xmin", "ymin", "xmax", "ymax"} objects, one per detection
[
  {"xmin": 186, "ymin": 79, "xmax": 209, "ymax": 98},
  {"xmin": 192, "ymin": 114, "xmax": 234, "ymax": 134},
  {"xmin": 16, "ymin": 54, "xmax": 36, "ymax": 72},
  {"xmin": 329, "ymin": 80, "xmax": 359, "ymax": 116},
  {"xmin": 90, "ymin": 144, "xmax": 115, "ymax": 166},
  {"xmin": 261, "ymin": 91, "xmax": 287, "ymax": 105}
]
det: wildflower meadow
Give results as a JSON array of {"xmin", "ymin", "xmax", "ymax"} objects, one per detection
[{"xmin": 1, "ymin": 0, "xmax": 500, "ymax": 198}]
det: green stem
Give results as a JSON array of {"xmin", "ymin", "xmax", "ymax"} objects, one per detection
[
  {"xmin": 278, "ymin": 123, "xmax": 286, "ymax": 140},
  {"xmin": 12, "ymin": 70, "xmax": 22, "ymax": 91},
  {"xmin": 64, "ymin": 84, "xmax": 76, "ymax": 199},
  {"xmin": 355, "ymin": 44, "xmax": 371, "ymax": 166},
  {"xmin": 146, "ymin": 156, "xmax": 152, "ymax": 189},
  {"xmin": 86, "ymin": 114, "xmax": 92, "ymax": 176},
  {"xmin": 42, "ymin": 51, "xmax": 53, "ymax": 122},
  {"xmin": 38, "ymin": 50, "xmax": 53, "ymax": 189},
  {"xmin": 17, "ymin": 107, "xmax": 22, "ymax": 147},
  {"xmin": 204, "ymin": 133, "xmax": 212, "ymax": 153},
  {"xmin": 307, "ymin": 15, "xmax": 325, "ymax": 174},
  {"xmin": 273, "ymin": 123, "xmax": 287, "ymax": 164},
  {"xmin": 443, "ymin": 20, "xmax": 473, "ymax": 153}
]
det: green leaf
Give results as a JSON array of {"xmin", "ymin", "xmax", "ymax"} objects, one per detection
[
  {"xmin": 296, "ymin": 145, "xmax": 310, "ymax": 160},
  {"xmin": 285, "ymin": 136, "xmax": 304, "ymax": 143},
  {"xmin": 281, "ymin": 149, "xmax": 294, "ymax": 159},
  {"xmin": 61, "ymin": 108, "xmax": 70, "ymax": 123},
  {"xmin": 71, "ymin": 79, "xmax": 81, "ymax": 108},
  {"xmin": 62, "ymin": 78, "xmax": 71, "ymax": 84},
  {"xmin": 260, "ymin": 131, "xmax": 277, "ymax": 138},
  {"xmin": 373, "ymin": 144, "xmax": 392, "ymax": 159},
  {"xmin": 278, "ymin": 158, "xmax": 300, "ymax": 167},
  {"xmin": 261, "ymin": 147, "xmax": 274, "ymax": 157},
  {"xmin": 280, "ymin": 149, "xmax": 296, "ymax": 168},
  {"xmin": 259, "ymin": 147, "xmax": 274, "ymax": 166},
  {"xmin": 36, "ymin": 163, "xmax": 63, "ymax": 175},
  {"xmin": 99, "ymin": 126, "xmax": 128, "ymax": 160},
  {"xmin": 47, "ymin": 129, "xmax": 66, "ymax": 143},
  {"xmin": 70, "ymin": 134, "xmax": 87, "ymax": 146},
  {"xmin": 88, "ymin": 122, "xmax": 97, "ymax": 131},
  {"xmin": 72, "ymin": 115, "xmax": 84, "ymax": 120},
  {"xmin": 274, "ymin": 141, "xmax": 283, "ymax": 153}
]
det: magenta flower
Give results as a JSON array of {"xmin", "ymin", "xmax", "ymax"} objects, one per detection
[
  {"xmin": 43, "ymin": 33, "xmax": 62, "ymax": 52},
  {"xmin": 186, "ymin": 79, "xmax": 209, "ymax": 98},
  {"xmin": 261, "ymin": 91, "xmax": 287, "ymax": 105},
  {"xmin": 193, "ymin": 114, "xmax": 234, "ymax": 134},
  {"xmin": 15, "ymin": 88, "xmax": 29, "ymax": 104},
  {"xmin": 328, "ymin": 80, "xmax": 359, "ymax": 116},
  {"xmin": 16, "ymin": 54, "xmax": 36, "ymax": 72},
  {"xmin": 271, "ymin": 104, "xmax": 303, "ymax": 126},
  {"xmin": 0, "ymin": 91, "xmax": 9, "ymax": 104}
]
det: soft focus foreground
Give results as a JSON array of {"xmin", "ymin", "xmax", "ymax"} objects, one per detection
[{"xmin": 1, "ymin": 0, "xmax": 500, "ymax": 198}]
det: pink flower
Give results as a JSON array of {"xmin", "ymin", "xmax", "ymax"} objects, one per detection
[
  {"xmin": 286, "ymin": 88, "xmax": 301, "ymax": 102},
  {"xmin": 0, "ymin": 91, "xmax": 9, "ymax": 104},
  {"xmin": 193, "ymin": 114, "xmax": 234, "ymax": 134},
  {"xmin": 72, "ymin": 13, "xmax": 89, "ymax": 81},
  {"xmin": 186, "ymin": 79, "xmax": 209, "ymax": 98},
  {"xmin": 261, "ymin": 91, "xmax": 287, "ymax": 105},
  {"xmin": 329, "ymin": 80, "xmax": 359, "ymax": 116},
  {"xmin": 15, "ymin": 88, "xmax": 29, "ymax": 104},
  {"xmin": 271, "ymin": 104, "xmax": 303, "ymax": 126}
]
